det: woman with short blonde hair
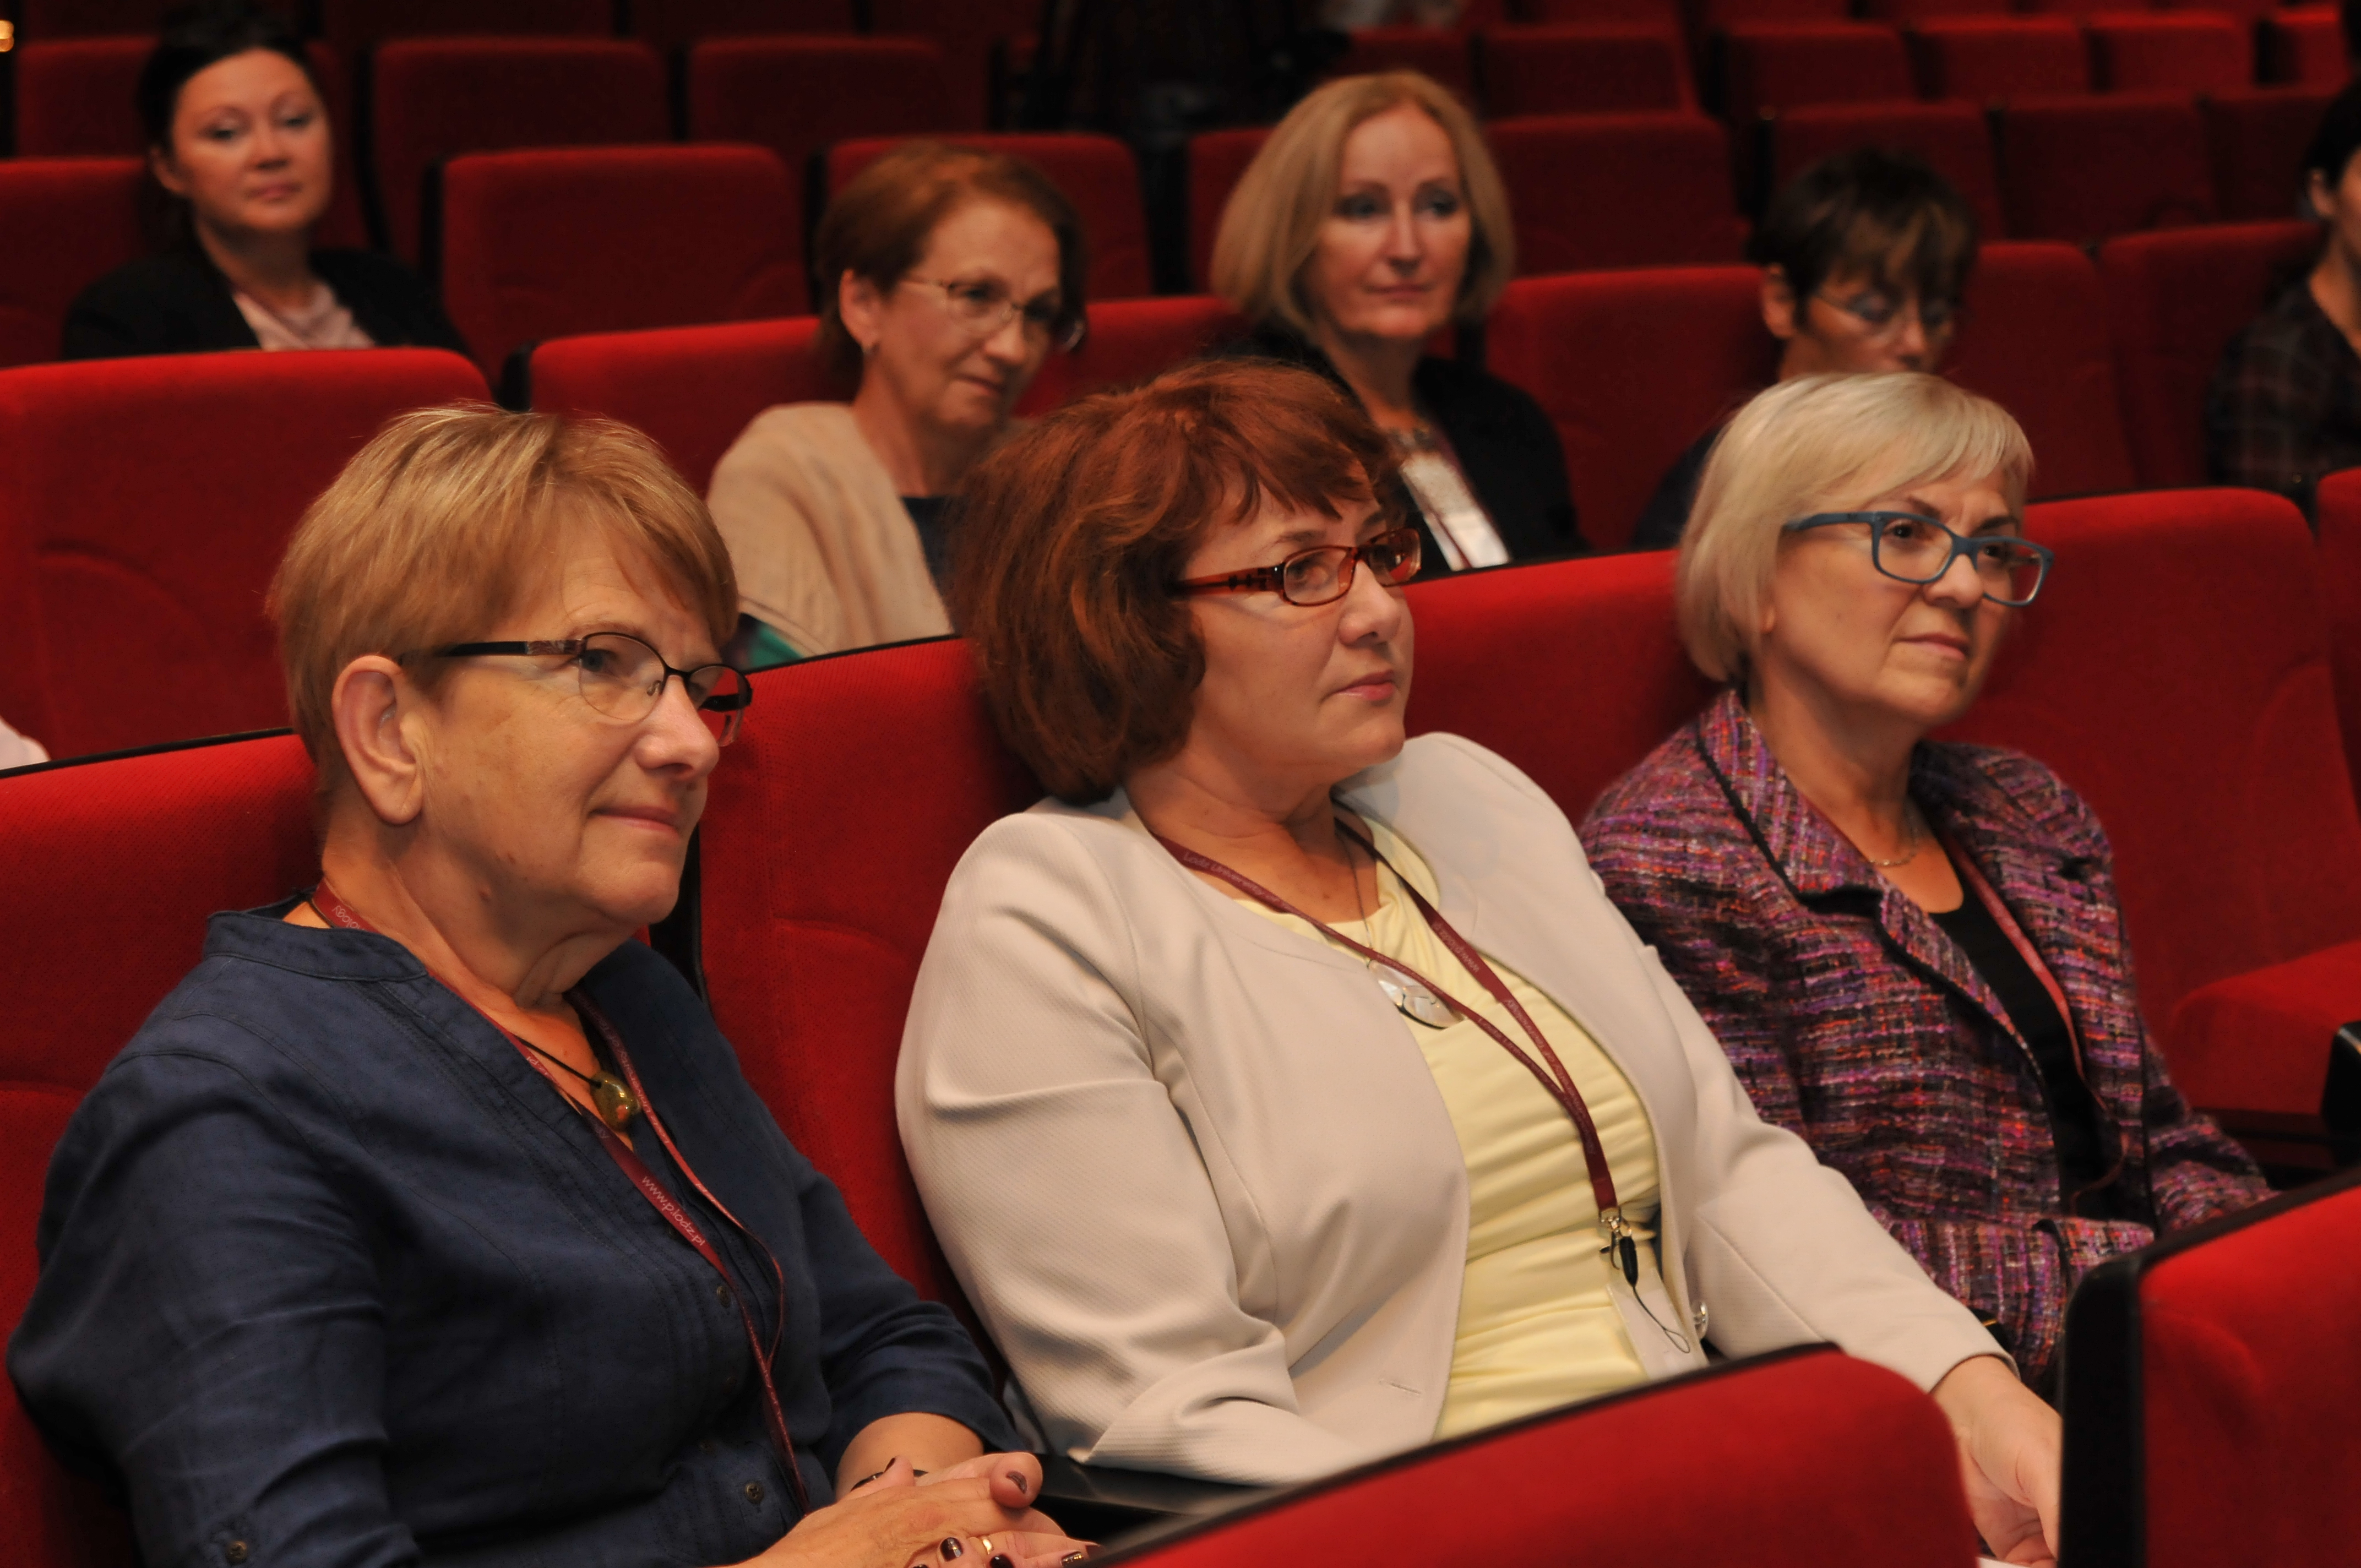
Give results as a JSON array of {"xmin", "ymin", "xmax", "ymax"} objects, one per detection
[
  {"xmin": 1585, "ymin": 373, "xmax": 2270, "ymax": 1393},
  {"xmin": 1212, "ymin": 71, "xmax": 1584, "ymax": 571}
]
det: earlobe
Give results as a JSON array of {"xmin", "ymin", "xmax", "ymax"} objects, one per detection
[
  {"xmin": 329, "ymin": 657, "xmax": 427, "ymax": 827},
  {"xmin": 839, "ymin": 270, "xmax": 883, "ymax": 356},
  {"xmin": 149, "ymin": 147, "xmax": 188, "ymax": 200},
  {"xmin": 1760, "ymin": 268, "xmax": 1799, "ymax": 342}
]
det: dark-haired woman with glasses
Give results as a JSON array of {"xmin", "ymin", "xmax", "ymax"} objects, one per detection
[
  {"xmin": 1584, "ymin": 374, "xmax": 2272, "ymax": 1397},
  {"xmin": 10, "ymin": 405, "xmax": 1087, "ymax": 1568},
  {"xmin": 707, "ymin": 141, "xmax": 1087, "ymax": 668},
  {"xmin": 899, "ymin": 359, "xmax": 2068, "ymax": 1562}
]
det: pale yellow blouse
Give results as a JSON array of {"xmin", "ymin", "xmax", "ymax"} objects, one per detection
[{"xmin": 1234, "ymin": 819, "xmax": 1664, "ymax": 1438}]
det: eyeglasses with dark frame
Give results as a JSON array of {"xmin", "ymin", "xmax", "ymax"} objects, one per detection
[
  {"xmin": 1782, "ymin": 511, "xmax": 2053, "ymax": 607},
  {"xmin": 432, "ymin": 631, "xmax": 753, "ymax": 744},
  {"xmin": 1168, "ymin": 526, "xmax": 1423, "ymax": 607},
  {"xmin": 1811, "ymin": 288, "xmax": 1963, "ymax": 340},
  {"xmin": 900, "ymin": 276, "xmax": 1085, "ymax": 353}
]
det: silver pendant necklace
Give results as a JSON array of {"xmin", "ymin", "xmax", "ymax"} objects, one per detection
[{"xmin": 1347, "ymin": 833, "xmax": 1458, "ymax": 1029}]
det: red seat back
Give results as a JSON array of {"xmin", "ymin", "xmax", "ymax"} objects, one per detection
[
  {"xmin": 1766, "ymin": 100, "xmax": 2005, "ymax": 238},
  {"xmin": 1328, "ymin": 24, "xmax": 1477, "ymax": 96},
  {"xmin": 1906, "ymin": 17, "xmax": 2091, "ymax": 100},
  {"xmin": 317, "ymin": 0, "xmax": 614, "ymax": 48},
  {"xmin": 0, "ymin": 350, "xmax": 488, "ymax": 762},
  {"xmin": 1477, "ymin": 25, "xmax": 1694, "ymax": 115},
  {"xmin": 1998, "ymin": 93, "xmax": 2216, "ymax": 243},
  {"xmin": 2202, "ymin": 86, "xmax": 2338, "ymax": 221},
  {"xmin": 1860, "ymin": 0, "xmax": 2010, "ymax": 23},
  {"xmin": 687, "ymin": 36, "xmax": 972, "ymax": 198},
  {"xmin": 1698, "ymin": 0, "xmax": 1853, "ymax": 27},
  {"xmin": 439, "ymin": 145, "xmax": 806, "ymax": 380},
  {"xmin": 826, "ymin": 134, "xmax": 1153, "ymax": 301},
  {"xmin": 0, "ymin": 158, "xmax": 143, "ymax": 371},
  {"xmin": 369, "ymin": 37, "xmax": 667, "ymax": 264},
  {"xmin": 525, "ymin": 315, "xmax": 841, "ymax": 495},
  {"xmin": 2098, "ymin": 220, "xmax": 2320, "ymax": 487},
  {"xmin": 1520, "ymin": 0, "xmax": 1686, "ymax": 25},
  {"xmin": 1721, "ymin": 22, "xmax": 1915, "ymax": 119},
  {"xmin": 8, "ymin": 0, "xmax": 295, "ymax": 33},
  {"xmin": 2087, "ymin": 13, "xmax": 2254, "ymax": 91},
  {"xmin": 632, "ymin": 0, "xmax": 857, "ymax": 48},
  {"xmin": 2311, "ymin": 467, "xmax": 2361, "ymax": 808},
  {"xmin": 2260, "ymin": 6, "xmax": 2348, "ymax": 85},
  {"xmin": 1486, "ymin": 113, "xmax": 1748, "ymax": 274},
  {"xmin": 1945, "ymin": 239, "xmax": 2137, "ymax": 498},
  {"xmin": 1016, "ymin": 295, "xmax": 1246, "ymax": 418},
  {"xmin": 1187, "ymin": 127, "xmax": 1271, "ymax": 294},
  {"xmin": 1486, "ymin": 266, "xmax": 1773, "ymax": 549}
]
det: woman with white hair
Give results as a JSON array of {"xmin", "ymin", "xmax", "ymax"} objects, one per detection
[{"xmin": 1582, "ymin": 373, "xmax": 2271, "ymax": 1396}]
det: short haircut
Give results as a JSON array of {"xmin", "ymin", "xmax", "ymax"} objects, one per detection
[
  {"xmin": 1210, "ymin": 70, "xmax": 1514, "ymax": 337},
  {"xmin": 269, "ymin": 404, "xmax": 737, "ymax": 790},
  {"xmin": 812, "ymin": 140, "xmax": 1089, "ymax": 381},
  {"xmin": 139, "ymin": 0, "xmax": 314, "ymax": 150},
  {"xmin": 951, "ymin": 358, "xmax": 1402, "ymax": 805},
  {"xmin": 2305, "ymin": 79, "xmax": 2361, "ymax": 186},
  {"xmin": 1677, "ymin": 372, "xmax": 2033, "ymax": 685},
  {"xmin": 1753, "ymin": 148, "xmax": 1979, "ymax": 312}
]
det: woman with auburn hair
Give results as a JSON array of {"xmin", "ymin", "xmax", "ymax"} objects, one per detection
[
  {"xmin": 9, "ymin": 406, "xmax": 1082, "ymax": 1568},
  {"xmin": 899, "ymin": 357, "xmax": 2064, "ymax": 1564},
  {"xmin": 1211, "ymin": 70, "xmax": 1584, "ymax": 571},
  {"xmin": 708, "ymin": 140, "xmax": 1087, "ymax": 668},
  {"xmin": 1584, "ymin": 373, "xmax": 2268, "ymax": 1391}
]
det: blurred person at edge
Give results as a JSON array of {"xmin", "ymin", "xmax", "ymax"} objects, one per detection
[
  {"xmin": 1212, "ymin": 70, "xmax": 1587, "ymax": 574},
  {"xmin": 1631, "ymin": 148, "xmax": 1979, "ymax": 551},
  {"xmin": 707, "ymin": 143, "xmax": 1087, "ymax": 669},
  {"xmin": 9, "ymin": 405, "xmax": 1084, "ymax": 1568},
  {"xmin": 63, "ymin": 0, "xmax": 465, "ymax": 360}
]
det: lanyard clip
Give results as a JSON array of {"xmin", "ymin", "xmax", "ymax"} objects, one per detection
[{"xmin": 1600, "ymin": 1207, "xmax": 1640, "ymax": 1288}]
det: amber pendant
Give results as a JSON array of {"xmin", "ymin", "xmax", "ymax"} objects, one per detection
[{"xmin": 590, "ymin": 1071, "xmax": 639, "ymax": 1131}]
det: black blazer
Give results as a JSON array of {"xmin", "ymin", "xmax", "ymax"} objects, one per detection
[
  {"xmin": 1227, "ymin": 326, "xmax": 1588, "ymax": 568},
  {"xmin": 62, "ymin": 248, "xmax": 470, "ymax": 361}
]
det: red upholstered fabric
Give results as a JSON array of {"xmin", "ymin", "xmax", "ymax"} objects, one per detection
[
  {"xmin": 0, "ymin": 158, "xmax": 143, "ymax": 371},
  {"xmin": 8, "ymin": 0, "xmax": 294, "ymax": 34},
  {"xmin": 826, "ymin": 134, "xmax": 1152, "ymax": 301},
  {"xmin": 687, "ymin": 37, "xmax": 970, "ymax": 194},
  {"xmin": 2138, "ymin": 1176, "xmax": 2361, "ymax": 1568},
  {"xmin": 2167, "ymin": 941, "xmax": 2361, "ymax": 1118},
  {"xmin": 2097, "ymin": 220, "xmax": 2319, "ymax": 486},
  {"xmin": 1997, "ymin": 93, "xmax": 2214, "ymax": 243},
  {"xmin": 1486, "ymin": 267, "xmax": 1772, "ymax": 549},
  {"xmin": 526, "ymin": 315, "xmax": 840, "ymax": 495},
  {"xmin": 1696, "ymin": 0, "xmax": 1853, "ymax": 29},
  {"xmin": 1906, "ymin": 18, "xmax": 2091, "ymax": 100},
  {"xmin": 632, "ymin": 0, "xmax": 857, "ymax": 48},
  {"xmin": 438, "ymin": 144, "xmax": 807, "ymax": 379},
  {"xmin": 2086, "ymin": 12, "xmax": 2254, "ymax": 91},
  {"xmin": 1721, "ymin": 23, "xmax": 1915, "ymax": 120},
  {"xmin": 1122, "ymin": 1350, "xmax": 1974, "ymax": 1568},
  {"xmin": 0, "ymin": 350, "xmax": 487, "ymax": 761},
  {"xmin": 1016, "ymin": 295, "xmax": 1247, "ymax": 417},
  {"xmin": 1860, "ymin": 0, "xmax": 2009, "ymax": 24},
  {"xmin": 1477, "ymin": 25, "xmax": 1694, "ymax": 115},
  {"xmin": 2315, "ymin": 468, "xmax": 2361, "ymax": 811},
  {"xmin": 1766, "ymin": 101, "xmax": 2004, "ymax": 238},
  {"xmin": 1330, "ymin": 25, "xmax": 1476, "ymax": 96},
  {"xmin": 1187, "ymin": 127, "xmax": 1270, "ymax": 293},
  {"xmin": 2261, "ymin": 5, "xmax": 2349, "ymax": 84},
  {"xmin": 317, "ymin": 0, "xmax": 613, "ymax": 48},
  {"xmin": 867, "ymin": 0, "xmax": 1046, "ymax": 128},
  {"xmin": 1521, "ymin": 0, "xmax": 1685, "ymax": 26},
  {"xmin": 369, "ymin": 37, "xmax": 668, "ymax": 264},
  {"xmin": 1485, "ymin": 113, "xmax": 1747, "ymax": 274},
  {"xmin": 2203, "ymin": 86, "xmax": 2339, "ymax": 220}
]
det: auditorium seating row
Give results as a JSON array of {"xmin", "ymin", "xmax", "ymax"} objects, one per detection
[{"xmin": 1, "ymin": 501, "xmax": 2357, "ymax": 1566}]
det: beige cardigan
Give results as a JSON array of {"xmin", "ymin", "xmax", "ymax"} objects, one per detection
[
  {"xmin": 897, "ymin": 733, "xmax": 2003, "ymax": 1485},
  {"xmin": 705, "ymin": 404, "xmax": 950, "ymax": 658}
]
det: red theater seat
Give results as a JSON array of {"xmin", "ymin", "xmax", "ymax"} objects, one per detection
[
  {"xmin": 369, "ymin": 37, "xmax": 668, "ymax": 265},
  {"xmin": 2060, "ymin": 1168, "xmax": 2361, "ymax": 1566},
  {"xmin": 1860, "ymin": 0, "xmax": 2010, "ymax": 22},
  {"xmin": 1906, "ymin": 18, "xmax": 2091, "ymax": 100},
  {"xmin": 317, "ymin": 0, "xmax": 614, "ymax": 48},
  {"xmin": 1330, "ymin": 25, "xmax": 1476, "ymax": 97},
  {"xmin": 2314, "ymin": 468, "xmax": 2361, "ymax": 844},
  {"xmin": 1485, "ymin": 267, "xmax": 1774, "ymax": 549},
  {"xmin": 524, "ymin": 315, "xmax": 842, "ymax": 494},
  {"xmin": 867, "ymin": 0, "xmax": 1038, "ymax": 126},
  {"xmin": 827, "ymin": 134, "xmax": 1152, "ymax": 301},
  {"xmin": 1998, "ymin": 94, "xmax": 2214, "ymax": 243},
  {"xmin": 2262, "ymin": 5, "xmax": 2349, "ymax": 85},
  {"xmin": 1486, "ymin": 114, "xmax": 1747, "ymax": 274},
  {"xmin": 0, "ymin": 158, "xmax": 143, "ymax": 371},
  {"xmin": 1945, "ymin": 241, "xmax": 2136, "ymax": 498},
  {"xmin": 687, "ymin": 37, "xmax": 971, "ymax": 192},
  {"xmin": 1696, "ymin": 0, "xmax": 1853, "ymax": 28},
  {"xmin": 2098, "ymin": 220, "xmax": 2319, "ymax": 486},
  {"xmin": 1477, "ymin": 25, "xmax": 1694, "ymax": 115},
  {"xmin": 438, "ymin": 145, "xmax": 807, "ymax": 382},
  {"xmin": 1188, "ymin": 127, "xmax": 1271, "ymax": 293},
  {"xmin": 1721, "ymin": 23, "xmax": 1916, "ymax": 121},
  {"xmin": 2086, "ymin": 12, "xmax": 2254, "ymax": 92},
  {"xmin": 632, "ymin": 0, "xmax": 858, "ymax": 48},
  {"xmin": 1765, "ymin": 100, "xmax": 2005, "ymax": 238},
  {"xmin": 7, "ymin": 0, "xmax": 295, "ymax": 33},
  {"xmin": 2204, "ymin": 86, "xmax": 2338, "ymax": 221},
  {"xmin": 0, "ymin": 350, "xmax": 487, "ymax": 762},
  {"xmin": 1016, "ymin": 295, "xmax": 1246, "ymax": 417},
  {"xmin": 1519, "ymin": 0, "xmax": 1685, "ymax": 25}
]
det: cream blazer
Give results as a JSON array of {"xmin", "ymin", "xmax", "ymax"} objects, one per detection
[{"xmin": 897, "ymin": 734, "xmax": 2000, "ymax": 1485}]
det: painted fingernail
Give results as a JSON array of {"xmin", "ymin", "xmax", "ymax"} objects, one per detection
[
  {"xmin": 1063, "ymin": 1554, "xmax": 1090, "ymax": 1565},
  {"xmin": 990, "ymin": 1556, "xmax": 1015, "ymax": 1568},
  {"xmin": 938, "ymin": 1539, "xmax": 964, "ymax": 1560},
  {"xmin": 1006, "ymin": 1469, "xmax": 1029, "ymax": 1494}
]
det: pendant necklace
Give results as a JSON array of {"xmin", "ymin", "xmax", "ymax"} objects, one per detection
[{"xmin": 1345, "ymin": 829, "xmax": 1458, "ymax": 1030}]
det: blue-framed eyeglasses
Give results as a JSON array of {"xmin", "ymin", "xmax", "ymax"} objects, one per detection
[{"xmin": 1783, "ymin": 511, "xmax": 2053, "ymax": 607}]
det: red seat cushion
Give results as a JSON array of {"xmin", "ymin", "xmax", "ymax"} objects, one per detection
[
  {"xmin": 438, "ymin": 145, "xmax": 808, "ymax": 380},
  {"xmin": 2203, "ymin": 85, "xmax": 2340, "ymax": 221},
  {"xmin": 1486, "ymin": 113, "xmax": 1748, "ymax": 274},
  {"xmin": 1906, "ymin": 18, "xmax": 2091, "ymax": 100},
  {"xmin": 2098, "ymin": 219, "xmax": 2320, "ymax": 487},
  {"xmin": 826, "ymin": 134, "xmax": 1152, "ymax": 301},
  {"xmin": 687, "ymin": 36, "xmax": 973, "ymax": 195},
  {"xmin": 1721, "ymin": 23, "xmax": 1915, "ymax": 120},
  {"xmin": 1945, "ymin": 240, "xmax": 2137, "ymax": 498},
  {"xmin": 0, "ymin": 158, "xmax": 144, "ymax": 372},
  {"xmin": 2261, "ymin": 5, "xmax": 2349, "ymax": 85},
  {"xmin": 631, "ymin": 0, "xmax": 858, "ymax": 48},
  {"xmin": 525, "ymin": 316, "xmax": 841, "ymax": 496},
  {"xmin": 317, "ymin": 0, "xmax": 612, "ymax": 48},
  {"xmin": 1015, "ymin": 295, "xmax": 1247, "ymax": 418},
  {"xmin": 1478, "ymin": 24, "xmax": 1694, "ymax": 115},
  {"xmin": 1998, "ymin": 93, "xmax": 2215, "ymax": 243},
  {"xmin": 1766, "ymin": 100, "xmax": 2004, "ymax": 238},
  {"xmin": 2167, "ymin": 941, "xmax": 2361, "ymax": 1125},
  {"xmin": 1187, "ymin": 127, "xmax": 1271, "ymax": 294},
  {"xmin": 1329, "ymin": 24, "xmax": 1476, "ymax": 97},
  {"xmin": 2086, "ymin": 12, "xmax": 2255, "ymax": 92}
]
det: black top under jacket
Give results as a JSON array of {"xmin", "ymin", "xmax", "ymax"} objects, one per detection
[{"xmin": 62, "ymin": 247, "xmax": 471, "ymax": 361}]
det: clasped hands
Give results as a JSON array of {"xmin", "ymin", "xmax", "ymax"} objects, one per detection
[{"xmin": 757, "ymin": 1452, "xmax": 1090, "ymax": 1568}]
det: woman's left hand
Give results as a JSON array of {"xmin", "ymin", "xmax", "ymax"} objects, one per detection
[
  {"xmin": 847, "ymin": 1454, "xmax": 1088, "ymax": 1564},
  {"xmin": 1930, "ymin": 1354, "xmax": 2060, "ymax": 1566}
]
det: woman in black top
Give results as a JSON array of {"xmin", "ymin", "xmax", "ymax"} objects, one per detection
[
  {"xmin": 63, "ymin": 1, "xmax": 466, "ymax": 361},
  {"xmin": 1210, "ymin": 70, "xmax": 1585, "ymax": 570}
]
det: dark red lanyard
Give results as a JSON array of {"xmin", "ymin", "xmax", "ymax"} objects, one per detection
[
  {"xmin": 309, "ymin": 881, "xmax": 812, "ymax": 1513},
  {"xmin": 1152, "ymin": 824, "xmax": 1641, "ymax": 1283}
]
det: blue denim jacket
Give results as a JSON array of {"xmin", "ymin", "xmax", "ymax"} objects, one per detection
[{"xmin": 8, "ymin": 906, "xmax": 1011, "ymax": 1568}]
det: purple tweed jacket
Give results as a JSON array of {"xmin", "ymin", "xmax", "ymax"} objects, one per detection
[{"xmin": 1580, "ymin": 689, "xmax": 2269, "ymax": 1391}]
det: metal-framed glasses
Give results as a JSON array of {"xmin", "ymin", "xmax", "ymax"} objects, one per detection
[
  {"xmin": 1813, "ymin": 288, "xmax": 1963, "ymax": 340},
  {"xmin": 1783, "ymin": 511, "xmax": 2052, "ymax": 607},
  {"xmin": 433, "ymin": 632, "xmax": 753, "ymax": 744},
  {"xmin": 902, "ymin": 276, "xmax": 1084, "ymax": 352},
  {"xmin": 1168, "ymin": 526, "xmax": 1423, "ymax": 607}
]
